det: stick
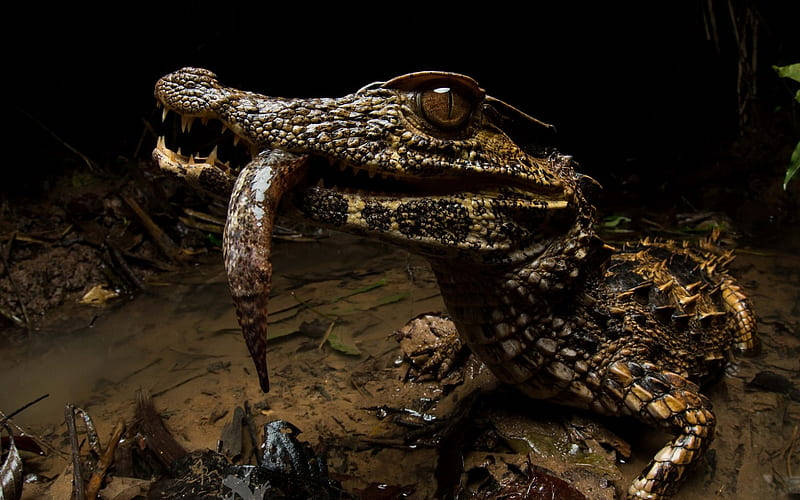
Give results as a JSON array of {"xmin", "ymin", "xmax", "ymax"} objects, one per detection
[
  {"xmin": 178, "ymin": 216, "xmax": 223, "ymax": 234},
  {"xmin": 86, "ymin": 419, "xmax": 126, "ymax": 500},
  {"xmin": 122, "ymin": 195, "xmax": 182, "ymax": 262},
  {"xmin": 64, "ymin": 405, "xmax": 86, "ymax": 500},
  {"xmin": 106, "ymin": 242, "xmax": 144, "ymax": 290},
  {"xmin": 133, "ymin": 117, "xmax": 158, "ymax": 159},
  {"xmin": 17, "ymin": 108, "xmax": 98, "ymax": 172},
  {"xmin": 243, "ymin": 401, "xmax": 261, "ymax": 466},
  {"xmin": 1, "ymin": 234, "xmax": 32, "ymax": 337},
  {"xmin": 151, "ymin": 372, "xmax": 209, "ymax": 398},
  {"xmin": 318, "ymin": 320, "xmax": 336, "ymax": 350},
  {"xmin": 183, "ymin": 208, "xmax": 225, "ymax": 226},
  {"xmin": 0, "ymin": 409, "xmax": 67, "ymax": 458},
  {"xmin": 0, "ymin": 394, "xmax": 49, "ymax": 427}
]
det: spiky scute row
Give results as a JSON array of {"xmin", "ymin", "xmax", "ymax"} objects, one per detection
[
  {"xmin": 152, "ymin": 68, "xmax": 758, "ymax": 499},
  {"xmin": 432, "ymin": 230, "xmax": 754, "ymax": 499}
]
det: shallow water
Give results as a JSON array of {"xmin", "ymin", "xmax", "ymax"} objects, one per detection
[{"xmin": 1, "ymin": 230, "xmax": 798, "ymax": 498}]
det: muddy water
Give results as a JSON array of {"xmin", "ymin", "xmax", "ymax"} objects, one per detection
[{"xmin": 1, "ymin": 231, "xmax": 798, "ymax": 499}]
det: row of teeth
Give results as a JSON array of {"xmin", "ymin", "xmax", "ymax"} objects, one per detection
[
  {"xmin": 156, "ymin": 136, "xmax": 231, "ymax": 169},
  {"xmin": 158, "ymin": 104, "xmax": 245, "ymax": 147},
  {"xmin": 157, "ymin": 101, "xmax": 405, "ymax": 182}
]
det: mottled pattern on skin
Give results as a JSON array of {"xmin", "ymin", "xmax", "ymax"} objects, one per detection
[
  {"xmin": 223, "ymin": 150, "xmax": 309, "ymax": 392},
  {"xmin": 153, "ymin": 68, "xmax": 758, "ymax": 499}
]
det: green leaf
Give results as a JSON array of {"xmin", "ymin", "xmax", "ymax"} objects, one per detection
[
  {"xmin": 774, "ymin": 63, "xmax": 800, "ymax": 83},
  {"xmin": 206, "ymin": 233, "xmax": 222, "ymax": 247},
  {"xmin": 326, "ymin": 331, "xmax": 361, "ymax": 355},
  {"xmin": 784, "ymin": 140, "xmax": 800, "ymax": 190},
  {"xmin": 331, "ymin": 278, "xmax": 387, "ymax": 303},
  {"xmin": 601, "ymin": 215, "xmax": 631, "ymax": 228},
  {"xmin": 374, "ymin": 292, "xmax": 410, "ymax": 307}
]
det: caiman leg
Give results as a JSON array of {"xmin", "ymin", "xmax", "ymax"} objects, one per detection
[
  {"xmin": 223, "ymin": 150, "xmax": 309, "ymax": 392},
  {"xmin": 601, "ymin": 360, "xmax": 715, "ymax": 499}
]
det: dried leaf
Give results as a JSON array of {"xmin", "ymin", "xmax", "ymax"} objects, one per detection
[
  {"xmin": 0, "ymin": 427, "xmax": 22, "ymax": 500},
  {"xmin": 79, "ymin": 285, "xmax": 119, "ymax": 306}
]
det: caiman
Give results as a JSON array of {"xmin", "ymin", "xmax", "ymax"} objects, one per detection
[{"xmin": 152, "ymin": 67, "xmax": 758, "ymax": 499}]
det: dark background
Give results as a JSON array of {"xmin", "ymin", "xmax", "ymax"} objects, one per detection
[{"xmin": 7, "ymin": 3, "xmax": 800, "ymax": 221}]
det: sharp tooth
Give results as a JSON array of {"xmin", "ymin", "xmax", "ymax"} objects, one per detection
[
  {"xmin": 201, "ymin": 117, "xmax": 208, "ymax": 126},
  {"xmin": 233, "ymin": 135, "xmax": 240, "ymax": 146},
  {"xmin": 221, "ymin": 124, "xmax": 229, "ymax": 134},
  {"xmin": 186, "ymin": 117, "xmax": 194, "ymax": 132},
  {"xmin": 207, "ymin": 145, "xmax": 219, "ymax": 164},
  {"xmin": 181, "ymin": 116, "xmax": 188, "ymax": 132},
  {"xmin": 162, "ymin": 109, "xmax": 169, "ymax": 122},
  {"xmin": 188, "ymin": 155, "xmax": 195, "ymax": 165},
  {"xmin": 222, "ymin": 160, "xmax": 231, "ymax": 169},
  {"xmin": 157, "ymin": 136, "xmax": 165, "ymax": 148},
  {"xmin": 156, "ymin": 101, "xmax": 162, "ymax": 109},
  {"xmin": 177, "ymin": 147, "xmax": 183, "ymax": 157}
]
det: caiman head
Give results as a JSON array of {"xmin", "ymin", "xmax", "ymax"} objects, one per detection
[{"xmin": 153, "ymin": 67, "xmax": 596, "ymax": 392}]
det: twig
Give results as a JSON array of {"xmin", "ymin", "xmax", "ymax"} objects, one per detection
[
  {"xmin": 0, "ymin": 394, "xmax": 49, "ymax": 427},
  {"xmin": 167, "ymin": 347, "xmax": 224, "ymax": 359},
  {"xmin": 319, "ymin": 320, "xmax": 336, "ymax": 350},
  {"xmin": 183, "ymin": 208, "xmax": 225, "ymax": 226},
  {"xmin": 64, "ymin": 405, "xmax": 86, "ymax": 500},
  {"xmin": 243, "ymin": 401, "xmax": 261, "ymax": 466},
  {"xmin": 86, "ymin": 419, "xmax": 126, "ymax": 500},
  {"xmin": 290, "ymin": 291, "xmax": 335, "ymax": 321},
  {"xmin": 151, "ymin": 372, "xmax": 210, "ymax": 398},
  {"xmin": 74, "ymin": 408, "xmax": 102, "ymax": 457},
  {"xmin": 0, "ymin": 409, "xmax": 67, "ymax": 458},
  {"xmin": 114, "ymin": 358, "xmax": 162, "ymax": 386},
  {"xmin": 1, "ymin": 234, "xmax": 32, "ymax": 337},
  {"xmin": 133, "ymin": 116, "xmax": 158, "ymax": 159},
  {"xmin": 122, "ymin": 195, "xmax": 182, "ymax": 262},
  {"xmin": 105, "ymin": 242, "xmax": 144, "ymax": 290},
  {"xmin": 17, "ymin": 108, "xmax": 98, "ymax": 172},
  {"xmin": 178, "ymin": 216, "xmax": 223, "ymax": 234}
]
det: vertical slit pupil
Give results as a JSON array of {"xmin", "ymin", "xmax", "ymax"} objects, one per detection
[{"xmin": 433, "ymin": 87, "xmax": 453, "ymax": 118}]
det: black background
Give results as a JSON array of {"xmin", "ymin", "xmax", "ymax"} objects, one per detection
[{"xmin": 7, "ymin": 4, "xmax": 799, "ymax": 200}]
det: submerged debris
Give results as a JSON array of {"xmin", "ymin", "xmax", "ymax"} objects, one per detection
[{"xmin": 150, "ymin": 420, "xmax": 346, "ymax": 499}]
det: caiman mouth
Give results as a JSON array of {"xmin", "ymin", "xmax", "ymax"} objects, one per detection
[
  {"xmin": 153, "ymin": 106, "xmax": 256, "ymax": 184},
  {"xmin": 153, "ymin": 103, "xmax": 569, "ymax": 209},
  {"xmin": 152, "ymin": 69, "xmax": 574, "ymax": 395}
]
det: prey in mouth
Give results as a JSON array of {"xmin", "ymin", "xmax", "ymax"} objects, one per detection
[
  {"xmin": 153, "ymin": 67, "xmax": 571, "ymax": 393},
  {"xmin": 153, "ymin": 68, "xmax": 759, "ymax": 499}
]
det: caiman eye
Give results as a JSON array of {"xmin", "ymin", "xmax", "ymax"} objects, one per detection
[{"xmin": 418, "ymin": 87, "xmax": 472, "ymax": 129}]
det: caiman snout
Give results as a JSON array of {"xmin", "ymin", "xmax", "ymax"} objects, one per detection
[{"xmin": 155, "ymin": 67, "xmax": 226, "ymax": 116}]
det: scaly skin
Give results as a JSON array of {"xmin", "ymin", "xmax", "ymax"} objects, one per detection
[{"xmin": 152, "ymin": 67, "xmax": 758, "ymax": 499}]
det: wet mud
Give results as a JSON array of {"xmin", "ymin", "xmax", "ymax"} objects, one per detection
[{"xmin": 0, "ymin": 228, "xmax": 798, "ymax": 498}]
